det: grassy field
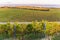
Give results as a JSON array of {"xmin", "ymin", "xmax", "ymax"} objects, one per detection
[{"xmin": 0, "ymin": 8, "xmax": 60, "ymax": 22}]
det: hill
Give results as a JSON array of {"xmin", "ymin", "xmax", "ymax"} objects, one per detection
[{"xmin": 0, "ymin": 6, "xmax": 60, "ymax": 22}]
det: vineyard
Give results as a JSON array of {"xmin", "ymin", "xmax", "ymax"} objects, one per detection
[
  {"xmin": 0, "ymin": 20, "xmax": 60, "ymax": 40},
  {"xmin": 0, "ymin": 8, "xmax": 60, "ymax": 22}
]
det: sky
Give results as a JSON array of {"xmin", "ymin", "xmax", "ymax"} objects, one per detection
[{"xmin": 0, "ymin": 0, "xmax": 60, "ymax": 5}]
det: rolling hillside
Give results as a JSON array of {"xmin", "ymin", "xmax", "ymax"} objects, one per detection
[{"xmin": 0, "ymin": 7, "xmax": 60, "ymax": 22}]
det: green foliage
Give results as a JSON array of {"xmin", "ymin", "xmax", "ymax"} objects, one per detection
[
  {"xmin": 0, "ymin": 21, "xmax": 60, "ymax": 40},
  {"xmin": 52, "ymin": 34, "xmax": 60, "ymax": 40},
  {"xmin": 26, "ymin": 24, "xmax": 33, "ymax": 33}
]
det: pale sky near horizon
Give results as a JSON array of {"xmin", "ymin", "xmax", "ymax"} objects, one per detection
[{"xmin": 0, "ymin": 0, "xmax": 60, "ymax": 5}]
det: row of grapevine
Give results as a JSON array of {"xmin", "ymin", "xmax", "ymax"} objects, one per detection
[{"xmin": 0, "ymin": 21, "xmax": 60, "ymax": 40}]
